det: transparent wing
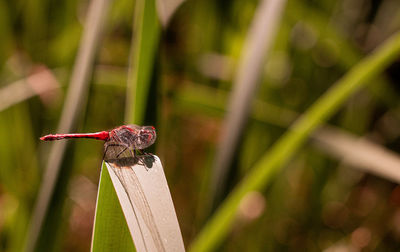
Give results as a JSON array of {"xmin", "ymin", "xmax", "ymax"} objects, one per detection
[
  {"xmin": 108, "ymin": 162, "xmax": 165, "ymax": 252},
  {"xmin": 103, "ymin": 141, "xmax": 132, "ymax": 161}
]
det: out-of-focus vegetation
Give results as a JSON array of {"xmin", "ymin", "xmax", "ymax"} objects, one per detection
[{"xmin": 1, "ymin": 0, "xmax": 400, "ymax": 251}]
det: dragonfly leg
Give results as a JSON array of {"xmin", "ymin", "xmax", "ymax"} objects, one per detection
[
  {"xmin": 102, "ymin": 145, "xmax": 111, "ymax": 160},
  {"xmin": 136, "ymin": 150, "xmax": 156, "ymax": 170},
  {"xmin": 137, "ymin": 149, "xmax": 153, "ymax": 157},
  {"xmin": 139, "ymin": 159, "xmax": 149, "ymax": 171},
  {"xmin": 132, "ymin": 149, "xmax": 150, "ymax": 171},
  {"xmin": 128, "ymin": 148, "xmax": 136, "ymax": 159}
]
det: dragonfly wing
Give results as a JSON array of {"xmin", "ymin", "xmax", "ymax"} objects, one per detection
[{"xmin": 103, "ymin": 141, "xmax": 132, "ymax": 161}]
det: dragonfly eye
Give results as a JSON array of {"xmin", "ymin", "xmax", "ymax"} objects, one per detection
[{"xmin": 135, "ymin": 126, "xmax": 156, "ymax": 149}]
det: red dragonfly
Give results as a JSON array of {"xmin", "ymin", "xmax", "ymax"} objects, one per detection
[
  {"xmin": 41, "ymin": 125, "xmax": 166, "ymax": 251},
  {"xmin": 41, "ymin": 124, "xmax": 156, "ymax": 162}
]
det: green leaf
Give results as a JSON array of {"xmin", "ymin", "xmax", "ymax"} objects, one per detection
[
  {"xmin": 92, "ymin": 157, "xmax": 185, "ymax": 251},
  {"xmin": 91, "ymin": 162, "xmax": 135, "ymax": 252}
]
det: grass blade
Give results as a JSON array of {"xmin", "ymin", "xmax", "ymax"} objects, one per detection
[
  {"xmin": 211, "ymin": 0, "xmax": 287, "ymax": 204},
  {"xmin": 125, "ymin": 0, "xmax": 160, "ymax": 125},
  {"xmin": 189, "ymin": 30, "xmax": 400, "ymax": 252},
  {"xmin": 92, "ymin": 157, "xmax": 185, "ymax": 251},
  {"xmin": 0, "ymin": 68, "xmax": 60, "ymax": 112},
  {"xmin": 91, "ymin": 163, "xmax": 135, "ymax": 252},
  {"xmin": 313, "ymin": 126, "xmax": 400, "ymax": 183}
]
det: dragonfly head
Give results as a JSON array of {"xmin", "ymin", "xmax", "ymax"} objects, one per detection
[{"xmin": 135, "ymin": 126, "xmax": 157, "ymax": 149}]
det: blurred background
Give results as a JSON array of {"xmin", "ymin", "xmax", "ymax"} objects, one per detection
[{"xmin": 1, "ymin": 0, "xmax": 400, "ymax": 251}]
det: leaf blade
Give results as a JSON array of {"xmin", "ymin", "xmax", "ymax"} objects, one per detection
[
  {"xmin": 91, "ymin": 163, "xmax": 136, "ymax": 252},
  {"xmin": 106, "ymin": 157, "xmax": 185, "ymax": 252}
]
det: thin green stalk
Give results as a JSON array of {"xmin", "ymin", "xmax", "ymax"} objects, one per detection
[
  {"xmin": 125, "ymin": 0, "xmax": 160, "ymax": 124},
  {"xmin": 189, "ymin": 31, "xmax": 400, "ymax": 252}
]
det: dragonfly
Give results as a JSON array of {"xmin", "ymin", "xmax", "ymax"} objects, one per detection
[
  {"xmin": 40, "ymin": 124, "xmax": 156, "ymax": 162},
  {"xmin": 41, "ymin": 124, "xmax": 166, "ymax": 251}
]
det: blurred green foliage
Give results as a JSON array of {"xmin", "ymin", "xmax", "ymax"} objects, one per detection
[{"xmin": 0, "ymin": 0, "xmax": 400, "ymax": 251}]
